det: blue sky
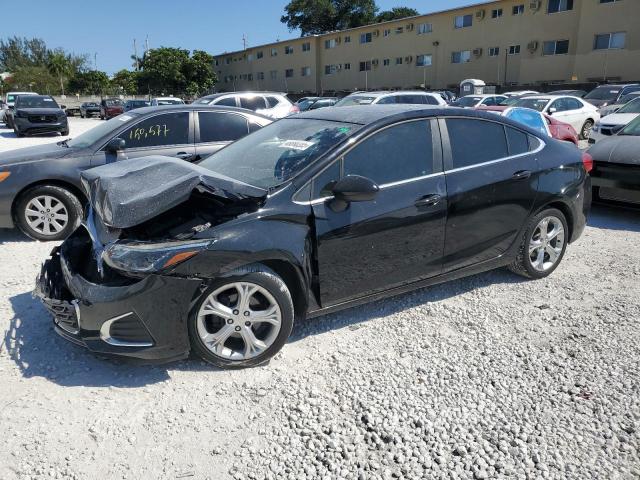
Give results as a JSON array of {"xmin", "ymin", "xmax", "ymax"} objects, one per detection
[{"xmin": 5, "ymin": 0, "xmax": 473, "ymax": 75}]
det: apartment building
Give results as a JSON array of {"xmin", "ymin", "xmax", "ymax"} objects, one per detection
[{"xmin": 213, "ymin": 0, "xmax": 640, "ymax": 93}]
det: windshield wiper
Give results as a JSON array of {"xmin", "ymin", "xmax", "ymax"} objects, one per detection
[{"xmin": 57, "ymin": 138, "xmax": 71, "ymax": 147}]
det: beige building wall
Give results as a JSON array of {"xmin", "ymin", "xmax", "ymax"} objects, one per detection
[{"xmin": 213, "ymin": 0, "xmax": 640, "ymax": 93}]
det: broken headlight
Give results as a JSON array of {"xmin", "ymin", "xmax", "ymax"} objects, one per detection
[{"xmin": 102, "ymin": 239, "xmax": 213, "ymax": 275}]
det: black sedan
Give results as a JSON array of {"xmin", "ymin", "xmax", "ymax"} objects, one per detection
[
  {"xmin": 8, "ymin": 95, "xmax": 69, "ymax": 137},
  {"xmin": 35, "ymin": 106, "xmax": 591, "ymax": 368},
  {"xmin": 588, "ymin": 115, "xmax": 640, "ymax": 206},
  {"xmin": 0, "ymin": 105, "xmax": 271, "ymax": 240},
  {"xmin": 79, "ymin": 102, "xmax": 100, "ymax": 118}
]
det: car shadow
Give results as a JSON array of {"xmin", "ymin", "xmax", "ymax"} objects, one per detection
[
  {"xmin": 0, "ymin": 131, "xmax": 16, "ymax": 138},
  {"xmin": 588, "ymin": 204, "xmax": 640, "ymax": 232},
  {"xmin": 0, "ymin": 228, "xmax": 33, "ymax": 244}
]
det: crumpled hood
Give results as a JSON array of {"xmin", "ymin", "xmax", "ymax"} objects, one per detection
[
  {"xmin": 587, "ymin": 136, "xmax": 640, "ymax": 165},
  {"xmin": 80, "ymin": 156, "xmax": 267, "ymax": 229},
  {"xmin": 0, "ymin": 143, "xmax": 75, "ymax": 167},
  {"xmin": 599, "ymin": 112, "xmax": 640, "ymax": 126}
]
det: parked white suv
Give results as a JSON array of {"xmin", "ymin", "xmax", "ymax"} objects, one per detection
[
  {"xmin": 335, "ymin": 91, "xmax": 447, "ymax": 107},
  {"xmin": 1, "ymin": 91, "xmax": 38, "ymax": 123},
  {"xmin": 194, "ymin": 92, "xmax": 294, "ymax": 119}
]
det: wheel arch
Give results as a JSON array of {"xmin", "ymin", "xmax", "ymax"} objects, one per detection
[
  {"xmin": 12, "ymin": 179, "xmax": 87, "ymax": 222},
  {"xmin": 257, "ymin": 259, "xmax": 308, "ymax": 320},
  {"xmin": 539, "ymin": 200, "xmax": 575, "ymax": 242}
]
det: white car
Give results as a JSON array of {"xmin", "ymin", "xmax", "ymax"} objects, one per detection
[
  {"xmin": 591, "ymin": 97, "xmax": 640, "ymax": 143},
  {"xmin": 1, "ymin": 91, "xmax": 38, "ymax": 123},
  {"xmin": 150, "ymin": 97, "xmax": 185, "ymax": 106},
  {"xmin": 503, "ymin": 90, "xmax": 539, "ymax": 98},
  {"xmin": 451, "ymin": 94, "xmax": 508, "ymax": 108},
  {"xmin": 193, "ymin": 92, "xmax": 295, "ymax": 119},
  {"xmin": 511, "ymin": 95, "xmax": 600, "ymax": 140},
  {"xmin": 334, "ymin": 91, "xmax": 448, "ymax": 107}
]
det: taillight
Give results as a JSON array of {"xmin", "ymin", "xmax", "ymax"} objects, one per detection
[
  {"xmin": 289, "ymin": 104, "xmax": 300, "ymax": 114},
  {"xmin": 582, "ymin": 152, "xmax": 593, "ymax": 173}
]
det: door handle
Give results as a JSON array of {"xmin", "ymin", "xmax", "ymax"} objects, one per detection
[
  {"xmin": 512, "ymin": 170, "xmax": 532, "ymax": 180},
  {"xmin": 415, "ymin": 194, "xmax": 442, "ymax": 208}
]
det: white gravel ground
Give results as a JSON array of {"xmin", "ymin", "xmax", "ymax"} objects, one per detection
[{"xmin": 0, "ymin": 120, "xmax": 638, "ymax": 480}]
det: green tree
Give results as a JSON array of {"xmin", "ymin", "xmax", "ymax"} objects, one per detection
[
  {"xmin": 47, "ymin": 50, "xmax": 73, "ymax": 95},
  {"xmin": 183, "ymin": 50, "xmax": 216, "ymax": 97},
  {"xmin": 375, "ymin": 7, "xmax": 419, "ymax": 22},
  {"xmin": 68, "ymin": 70, "xmax": 110, "ymax": 95},
  {"xmin": 281, "ymin": 0, "xmax": 378, "ymax": 36},
  {"xmin": 0, "ymin": 36, "xmax": 49, "ymax": 71},
  {"xmin": 5, "ymin": 66, "xmax": 57, "ymax": 93},
  {"xmin": 111, "ymin": 69, "xmax": 139, "ymax": 95}
]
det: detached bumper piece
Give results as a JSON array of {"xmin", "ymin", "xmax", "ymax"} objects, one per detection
[{"xmin": 34, "ymin": 230, "xmax": 203, "ymax": 363}]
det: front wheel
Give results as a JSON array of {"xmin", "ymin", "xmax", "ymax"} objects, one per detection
[
  {"xmin": 580, "ymin": 119, "xmax": 594, "ymax": 140},
  {"xmin": 188, "ymin": 266, "xmax": 295, "ymax": 369},
  {"xmin": 508, "ymin": 208, "xmax": 568, "ymax": 279}
]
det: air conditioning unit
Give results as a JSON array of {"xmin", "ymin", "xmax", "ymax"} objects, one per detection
[
  {"xmin": 372, "ymin": 58, "xmax": 379, "ymax": 66},
  {"xmin": 406, "ymin": 23, "xmax": 414, "ymax": 31},
  {"xmin": 373, "ymin": 30, "xmax": 380, "ymax": 37},
  {"xmin": 473, "ymin": 48, "xmax": 483, "ymax": 57},
  {"xmin": 529, "ymin": 1, "xmax": 541, "ymax": 11},
  {"xmin": 475, "ymin": 9, "xmax": 485, "ymax": 19},
  {"xmin": 527, "ymin": 40, "xmax": 539, "ymax": 52},
  {"xmin": 405, "ymin": 55, "xmax": 413, "ymax": 63}
]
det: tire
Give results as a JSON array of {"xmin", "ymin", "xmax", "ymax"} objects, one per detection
[
  {"xmin": 80, "ymin": 111, "xmax": 85, "ymax": 118},
  {"xmin": 188, "ymin": 265, "xmax": 295, "ymax": 369},
  {"xmin": 14, "ymin": 127, "xmax": 24, "ymax": 138},
  {"xmin": 508, "ymin": 208, "xmax": 569, "ymax": 279},
  {"xmin": 15, "ymin": 185, "xmax": 83, "ymax": 241},
  {"xmin": 580, "ymin": 119, "xmax": 594, "ymax": 140},
  {"xmin": 61, "ymin": 129, "xmax": 69, "ymax": 136}
]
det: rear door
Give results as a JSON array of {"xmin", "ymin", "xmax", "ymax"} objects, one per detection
[
  {"xmin": 440, "ymin": 116, "xmax": 540, "ymax": 271},
  {"xmin": 311, "ymin": 119, "xmax": 447, "ymax": 306},
  {"xmin": 195, "ymin": 111, "xmax": 252, "ymax": 158}
]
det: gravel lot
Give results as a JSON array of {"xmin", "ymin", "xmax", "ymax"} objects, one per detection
[{"xmin": 0, "ymin": 119, "xmax": 638, "ymax": 480}]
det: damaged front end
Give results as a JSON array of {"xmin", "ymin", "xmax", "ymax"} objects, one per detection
[{"xmin": 34, "ymin": 157, "xmax": 268, "ymax": 362}]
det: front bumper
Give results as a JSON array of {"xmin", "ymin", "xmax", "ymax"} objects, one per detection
[
  {"xmin": 35, "ymin": 237, "xmax": 203, "ymax": 362},
  {"xmin": 15, "ymin": 117, "xmax": 68, "ymax": 134}
]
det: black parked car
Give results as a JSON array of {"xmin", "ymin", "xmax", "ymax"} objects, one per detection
[
  {"xmin": 79, "ymin": 102, "xmax": 100, "ymax": 118},
  {"xmin": 0, "ymin": 105, "xmax": 271, "ymax": 240},
  {"xmin": 35, "ymin": 105, "xmax": 591, "ymax": 369},
  {"xmin": 8, "ymin": 95, "xmax": 68, "ymax": 137},
  {"xmin": 124, "ymin": 99, "xmax": 151, "ymax": 112}
]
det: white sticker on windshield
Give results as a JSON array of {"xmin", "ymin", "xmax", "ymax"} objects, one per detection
[
  {"xmin": 118, "ymin": 115, "xmax": 132, "ymax": 122},
  {"xmin": 279, "ymin": 140, "xmax": 315, "ymax": 151}
]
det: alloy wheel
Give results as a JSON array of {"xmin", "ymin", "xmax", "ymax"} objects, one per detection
[
  {"xmin": 24, "ymin": 195, "xmax": 69, "ymax": 236},
  {"xmin": 528, "ymin": 216, "xmax": 565, "ymax": 272},
  {"xmin": 196, "ymin": 282, "xmax": 282, "ymax": 361}
]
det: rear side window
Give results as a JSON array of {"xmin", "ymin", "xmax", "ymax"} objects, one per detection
[
  {"xmin": 240, "ymin": 96, "xmax": 267, "ymax": 111},
  {"xmin": 506, "ymin": 127, "xmax": 529, "ymax": 155},
  {"xmin": 265, "ymin": 96, "xmax": 280, "ymax": 108},
  {"xmin": 395, "ymin": 95, "xmax": 426, "ymax": 104},
  {"xmin": 121, "ymin": 112, "xmax": 190, "ymax": 149},
  {"xmin": 343, "ymin": 120, "xmax": 432, "ymax": 185},
  {"xmin": 446, "ymin": 118, "xmax": 508, "ymax": 169},
  {"xmin": 198, "ymin": 112, "xmax": 248, "ymax": 142},
  {"xmin": 424, "ymin": 95, "xmax": 440, "ymax": 105},
  {"xmin": 215, "ymin": 97, "xmax": 237, "ymax": 107}
]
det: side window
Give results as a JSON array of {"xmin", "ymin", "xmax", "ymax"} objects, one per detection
[
  {"xmin": 395, "ymin": 95, "xmax": 425, "ymax": 104},
  {"xmin": 240, "ymin": 96, "xmax": 267, "ymax": 111},
  {"xmin": 343, "ymin": 120, "xmax": 432, "ymax": 185},
  {"xmin": 265, "ymin": 96, "xmax": 280, "ymax": 108},
  {"xmin": 566, "ymin": 98, "xmax": 582, "ymax": 110},
  {"xmin": 424, "ymin": 95, "xmax": 440, "ymax": 105},
  {"xmin": 482, "ymin": 97, "xmax": 496, "ymax": 106},
  {"xmin": 312, "ymin": 161, "xmax": 341, "ymax": 199},
  {"xmin": 215, "ymin": 97, "xmax": 237, "ymax": 107},
  {"xmin": 198, "ymin": 112, "xmax": 248, "ymax": 142},
  {"xmin": 376, "ymin": 96, "xmax": 397, "ymax": 105},
  {"xmin": 506, "ymin": 127, "xmax": 529, "ymax": 155},
  {"xmin": 249, "ymin": 120, "xmax": 263, "ymax": 133},
  {"xmin": 446, "ymin": 118, "xmax": 508, "ymax": 169},
  {"xmin": 550, "ymin": 99, "xmax": 567, "ymax": 112},
  {"xmin": 121, "ymin": 112, "xmax": 190, "ymax": 149}
]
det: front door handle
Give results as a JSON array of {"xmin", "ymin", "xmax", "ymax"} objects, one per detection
[
  {"xmin": 415, "ymin": 194, "xmax": 442, "ymax": 208},
  {"xmin": 512, "ymin": 170, "xmax": 532, "ymax": 180}
]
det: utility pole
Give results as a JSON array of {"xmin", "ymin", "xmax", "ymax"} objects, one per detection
[
  {"xmin": 94, "ymin": 52, "xmax": 98, "ymax": 71},
  {"xmin": 242, "ymin": 34, "xmax": 248, "ymax": 50},
  {"xmin": 503, "ymin": 48, "xmax": 508, "ymax": 87},
  {"xmin": 145, "ymin": 35, "xmax": 150, "ymax": 55}
]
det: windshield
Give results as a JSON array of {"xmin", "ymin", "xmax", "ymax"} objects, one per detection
[
  {"xmin": 156, "ymin": 99, "xmax": 183, "ymax": 105},
  {"xmin": 512, "ymin": 98, "xmax": 549, "ymax": 112},
  {"xmin": 499, "ymin": 97, "xmax": 523, "ymax": 106},
  {"xmin": 452, "ymin": 96, "xmax": 481, "ymax": 107},
  {"xmin": 105, "ymin": 99, "xmax": 123, "ymax": 106},
  {"xmin": 504, "ymin": 108, "xmax": 548, "ymax": 136},
  {"xmin": 198, "ymin": 119, "xmax": 359, "ymax": 188},
  {"xmin": 584, "ymin": 87, "xmax": 621, "ymax": 101},
  {"xmin": 617, "ymin": 97, "xmax": 640, "ymax": 113},
  {"xmin": 66, "ymin": 114, "xmax": 138, "ymax": 149},
  {"xmin": 335, "ymin": 96, "xmax": 376, "ymax": 107},
  {"xmin": 620, "ymin": 115, "xmax": 640, "ymax": 136},
  {"xmin": 16, "ymin": 96, "xmax": 59, "ymax": 108}
]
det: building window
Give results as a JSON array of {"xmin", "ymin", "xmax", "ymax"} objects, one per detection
[
  {"xmin": 383, "ymin": 29, "xmax": 391, "ymax": 37},
  {"xmin": 508, "ymin": 45, "xmax": 521, "ymax": 55},
  {"xmin": 416, "ymin": 54, "xmax": 432, "ymax": 67},
  {"xmin": 451, "ymin": 50, "xmax": 471, "ymax": 63},
  {"xmin": 383, "ymin": 58, "xmax": 390, "ymax": 66},
  {"xmin": 344, "ymin": 36, "xmax": 351, "ymax": 43},
  {"xmin": 359, "ymin": 61, "xmax": 372, "ymax": 71},
  {"xmin": 271, "ymin": 48, "xmax": 278, "ymax": 57},
  {"xmin": 302, "ymin": 42, "xmax": 311, "ymax": 52},
  {"xmin": 594, "ymin": 32, "xmax": 626, "ymax": 50},
  {"xmin": 225, "ymin": 58, "xmax": 232, "ymax": 65},
  {"xmin": 344, "ymin": 63, "xmax": 351, "ymax": 70},
  {"xmin": 270, "ymin": 70, "xmax": 277, "ymax": 80},
  {"xmin": 301, "ymin": 66, "xmax": 311, "ymax": 77},
  {"xmin": 257, "ymin": 72, "xmax": 265, "ymax": 80},
  {"xmin": 599, "ymin": 0, "xmax": 620, "ymax": 2},
  {"xmin": 324, "ymin": 65, "xmax": 337, "ymax": 75},
  {"xmin": 543, "ymin": 39, "xmax": 569, "ymax": 55},
  {"xmin": 548, "ymin": 0, "xmax": 573, "ymax": 13},
  {"xmin": 489, "ymin": 46, "xmax": 500, "ymax": 56},
  {"xmin": 285, "ymin": 46, "xmax": 294, "ymax": 55},
  {"xmin": 257, "ymin": 51, "xmax": 264, "ymax": 59},
  {"xmin": 285, "ymin": 69, "xmax": 294, "ymax": 78},
  {"xmin": 417, "ymin": 23, "xmax": 432, "ymax": 34},
  {"xmin": 247, "ymin": 54, "xmax": 254, "ymax": 62},
  {"xmin": 360, "ymin": 32, "xmax": 372, "ymax": 44},
  {"xmin": 325, "ymin": 39, "xmax": 337, "ymax": 49},
  {"xmin": 395, "ymin": 57, "xmax": 403, "ymax": 65},
  {"xmin": 395, "ymin": 26, "xmax": 404, "ymax": 34},
  {"xmin": 492, "ymin": 8, "xmax": 503, "ymax": 18},
  {"xmin": 513, "ymin": 4, "xmax": 525, "ymax": 14},
  {"xmin": 247, "ymin": 73, "xmax": 253, "ymax": 81},
  {"xmin": 454, "ymin": 14, "xmax": 473, "ymax": 29}
]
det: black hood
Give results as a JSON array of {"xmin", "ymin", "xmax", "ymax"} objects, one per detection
[
  {"xmin": 80, "ymin": 156, "xmax": 267, "ymax": 229},
  {"xmin": 0, "ymin": 142, "xmax": 76, "ymax": 167},
  {"xmin": 588, "ymin": 136, "xmax": 640, "ymax": 166},
  {"xmin": 16, "ymin": 107, "xmax": 64, "ymax": 115}
]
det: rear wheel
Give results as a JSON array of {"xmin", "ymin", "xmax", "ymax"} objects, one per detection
[
  {"xmin": 15, "ymin": 185, "xmax": 83, "ymax": 241},
  {"xmin": 80, "ymin": 111, "xmax": 85, "ymax": 118},
  {"xmin": 188, "ymin": 266, "xmax": 294, "ymax": 369},
  {"xmin": 508, "ymin": 208, "xmax": 568, "ymax": 279},
  {"xmin": 580, "ymin": 119, "xmax": 594, "ymax": 140}
]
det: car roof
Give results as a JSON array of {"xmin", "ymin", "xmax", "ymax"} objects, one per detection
[
  {"xmin": 200, "ymin": 91, "xmax": 287, "ymax": 100},
  {"xmin": 518, "ymin": 95, "xmax": 576, "ymax": 99},
  {"xmin": 130, "ymin": 103, "xmax": 271, "ymax": 120},
  {"xmin": 348, "ymin": 91, "xmax": 439, "ymax": 97},
  {"xmin": 153, "ymin": 97, "xmax": 181, "ymax": 100}
]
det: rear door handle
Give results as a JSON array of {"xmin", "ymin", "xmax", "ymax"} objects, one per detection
[
  {"xmin": 512, "ymin": 170, "xmax": 532, "ymax": 180},
  {"xmin": 415, "ymin": 194, "xmax": 442, "ymax": 208}
]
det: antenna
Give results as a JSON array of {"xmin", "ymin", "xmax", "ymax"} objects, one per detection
[
  {"xmin": 133, "ymin": 39, "xmax": 139, "ymax": 70},
  {"xmin": 145, "ymin": 35, "xmax": 150, "ymax": 54},
  {"xmin": 242, "ymin": 34, "xmax": 248, "ymax": 50}
]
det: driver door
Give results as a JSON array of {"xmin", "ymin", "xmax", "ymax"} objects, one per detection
[{"xmin": 311, "ymin": 119, "xmax": 446, "ymax": 307}]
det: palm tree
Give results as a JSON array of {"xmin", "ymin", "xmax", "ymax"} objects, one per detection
[{"xmin": 47, "ymin": 52, "xmax": 72, "ymax": 95}]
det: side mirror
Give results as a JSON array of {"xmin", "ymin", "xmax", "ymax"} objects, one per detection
[
  {"xmin": 105, "ymin": 138, "xmax": 125, "ymax": 153},
  {"xmin": 330, "ymin": 175, "xmax": 379, "ymax": 212},
  {"xmin": 60, "ymin": 104, "xmax": 67, "ymax": 109},
  {"xmin": 548, "ymin": 107, "xmax": 557, "ymax": 115}
]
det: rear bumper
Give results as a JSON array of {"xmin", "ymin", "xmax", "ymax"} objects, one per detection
[
  {"xmin": 35, "ymin": 242, "xmax": 202, "ymax": 362},
  {"xmin": 591, "ymin": 163, "xmax": 640, "ymax": 205}
]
